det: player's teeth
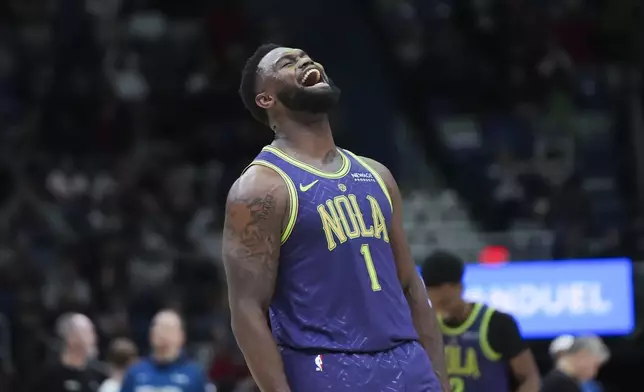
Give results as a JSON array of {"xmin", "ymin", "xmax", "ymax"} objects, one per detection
[{"xmin": 302, "ymin": 69, "xmax": 320, "ymax": 85}]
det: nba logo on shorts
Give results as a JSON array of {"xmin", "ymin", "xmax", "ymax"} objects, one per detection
[{"xmin": 314, "ymin": 355, "xmax": 323, "ymax": 372}]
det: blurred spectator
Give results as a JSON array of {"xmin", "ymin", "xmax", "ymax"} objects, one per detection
[
  {"xmin": 542, "ymin": 335, "xmax": 609, "ymax": 392},
  {"xmin": 26, "ymin": 313, "xmax": 104, "ymax": 392},
  {"xmin": 549, "ymin": 173, "xmax": 593, "ymax": 259},
  {"xmin": 120, "ymin": 309, "xmax": 210, "ymax": 392},
  {"xmin": 99, "ymin": 337, "xmax": 138, "ymax": 392}
]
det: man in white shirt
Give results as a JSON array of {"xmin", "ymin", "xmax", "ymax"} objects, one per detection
[{"xmin": 99, "ymin": 338, "xmax": 138, "ymax": 392}]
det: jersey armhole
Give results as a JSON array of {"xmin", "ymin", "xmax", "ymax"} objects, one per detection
[
  {"xmin": 480, "ymin": 307, "xmax": 503, "ymax": 361},
  {"xmin": 242, "ymin": 160, "xmax": 299, "ymax": 244},
  {"xmin": 342, "ymin": 150, "xmax": 393, "ymax": 212}
]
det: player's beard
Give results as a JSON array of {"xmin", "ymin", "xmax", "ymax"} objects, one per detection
[{"xmin": 277, "ymin": 81, "xmax": 341, "ymax": 114}]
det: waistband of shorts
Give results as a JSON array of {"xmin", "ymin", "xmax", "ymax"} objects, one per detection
[{"xmin": 278, "ymin": 340, "xmax": 417, "ymax": 355}]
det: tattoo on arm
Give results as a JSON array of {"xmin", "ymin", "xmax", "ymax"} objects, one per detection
[
  {"xmin": 222, "ymin": 175, "xmax": 291, "ymax": 392},
  {"xmin": 224, "ymin": 190, "xmax": 280, "ymax": 304}
]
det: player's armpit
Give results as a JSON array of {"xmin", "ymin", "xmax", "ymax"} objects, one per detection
[
  {"xmin": 222, "ymin": 165, "xmax": 292, "ymax": 392},
  {"xmin": 360, "ymin": 156, "xmax": 450, "ymax": 392}
]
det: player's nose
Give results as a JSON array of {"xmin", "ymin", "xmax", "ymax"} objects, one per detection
[{"xmin": 298, "ymin": 59, "xmax": 315, "ymax": 70}]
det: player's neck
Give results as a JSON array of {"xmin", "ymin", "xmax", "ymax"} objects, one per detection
[
  {"xmin": 273, "ymin": 118, "xmax": 336, "ymax": 158},
  {"xmin": 454, "ymin": 301, "xmax": 472, "ymax": 322},
  {"xmin": 273, "ymin": 112, "xmax": 332, "ymax": 136}
]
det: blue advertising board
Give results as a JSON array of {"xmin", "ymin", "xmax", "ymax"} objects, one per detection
[{"xmin": 418, "ymin": 258, "xmax": 634, "ymax": 338}]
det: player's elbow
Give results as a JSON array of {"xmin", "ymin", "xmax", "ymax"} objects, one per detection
[{"xmin": 229, "ymin": 299, "xmax": 269, "ymax": 339}]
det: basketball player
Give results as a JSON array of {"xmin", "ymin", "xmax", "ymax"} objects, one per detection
[
  {"xmin": 422, "ymin": 251, "xmax": 540, "ymax": 392},
  {"xmin": 222, "ymin": 44, "xmax": 449, "ymax": 392}
]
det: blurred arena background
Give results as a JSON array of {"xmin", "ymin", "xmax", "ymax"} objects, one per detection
[{"xmin": 0, "ymin": 0, "xmax": 643, "ymax": 391}]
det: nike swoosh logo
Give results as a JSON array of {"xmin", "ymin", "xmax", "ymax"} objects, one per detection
[{"xmin": 299, "ymin": 180, "xmax": 319, "ymax": 192}]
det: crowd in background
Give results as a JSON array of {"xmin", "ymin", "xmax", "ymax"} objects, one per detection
[
  {"xmin": 372, "ymin": 0, "xmax": 644, "ymax": 260},
  {"xmin": 1, "ymin": 0, "xmax": 265, "ymax": 388},
  {"xmin": 0, "ymin": 0, "xmax": 642, "ymax": 391}
]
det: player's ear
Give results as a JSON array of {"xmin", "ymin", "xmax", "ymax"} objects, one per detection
[{"xmin": 255, "ymin": 92, "xmax": 274, "ymax": 110}]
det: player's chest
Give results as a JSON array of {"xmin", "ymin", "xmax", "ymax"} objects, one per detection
[
  {"xmin": 444, "ymin": 337, "xmax": 486, "ymax": 376},
  {"xmin": 296, "ymin": 176, "xmax": 390, "ymax": 226},
  {"xmin": 298, "ymin": 189, "xmax": 390, "ymax": 248}
]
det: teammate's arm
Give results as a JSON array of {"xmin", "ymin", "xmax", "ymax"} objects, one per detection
[
  {"xmin": 363, "ymin": 157, "xmax": 450, "ymax": 392},
  {"xmin": 222, "ymin": 166, "xmax": 291, "ymax": 392},
  {"xmin": 487, "ymin": 311, "xmax": 540, "ymax": 392}
]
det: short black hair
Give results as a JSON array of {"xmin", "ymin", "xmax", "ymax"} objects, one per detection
[
  {"xmin": 421, "ymin": 251, "xmax": 465, "ymax": 287},
  {"xmin": 239, "ymin": 43, "xmax": 281, "ymax": 124},
  {"xmin": 106, "ymin": 338, "xmax": 138, "ymax": 369}
]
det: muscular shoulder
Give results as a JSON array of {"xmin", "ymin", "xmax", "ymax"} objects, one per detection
[
  {"xmin": 227, "ymin": 164, "xmax": 290, "ymax": 217},
  {"xmin": 232, "ymin": 164, "xmax": 290, "ymax": 199},
  {"xmin": 223, "ymin": 164, "xmax": 285, "ymax": 306},
  {"xmin": 359, "ymin": 156, "xmax": 394, "ymax": 180},
  {"xmin": 358, "ymin": 156, "xmax": 396, "ymax": 188}
]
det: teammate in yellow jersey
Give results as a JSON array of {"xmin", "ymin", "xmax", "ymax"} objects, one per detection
[{"xmin": 422, "ymin": 251, "xmax": 540, "ymax": 392}]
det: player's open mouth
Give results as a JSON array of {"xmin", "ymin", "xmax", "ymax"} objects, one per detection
[{"xmin": 300, "ymin": 68, "xmax": 324, "ymax": 87}]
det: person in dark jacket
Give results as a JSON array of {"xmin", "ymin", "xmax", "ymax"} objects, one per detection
[
  {"xmin": 27, "ymin": 313, "xmax": 104, "ymax": 392},
  {"xmin": 541, "ymin": 335, "xmax": 609, "ymax": 392}
]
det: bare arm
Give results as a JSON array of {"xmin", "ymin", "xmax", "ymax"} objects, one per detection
[
  {"xmin": 363, "ymin": 157, "xmax": 450, "ymax": 391},
  {"xmin": 511, "ymin": 350, "xmax": 541, "ymax": 392},
  {"xmin": 222, "ymin": 166, "xmax": 291, "ymax": 392}
]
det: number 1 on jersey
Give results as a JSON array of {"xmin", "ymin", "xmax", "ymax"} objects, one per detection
[
  {"xmin": 450, "ymin": 377, "xmax": 464, "ymax": 392},
  {"xmin": 360, "ymin": 244, "xmax": 382, "ymax": 291}
]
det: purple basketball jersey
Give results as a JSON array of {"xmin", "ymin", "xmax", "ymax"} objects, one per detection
[
  {"xmin": 248, "ymin": 145, "xmax": 418, "ymax": 353},
  {"xmin": 441, "ymin": 303, "xmax": 510, "ymax": 392}
]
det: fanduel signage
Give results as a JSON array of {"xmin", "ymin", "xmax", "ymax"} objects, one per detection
[{"xmin": 418, "ymin": 258, "xmax": 634, "ymax": 338}]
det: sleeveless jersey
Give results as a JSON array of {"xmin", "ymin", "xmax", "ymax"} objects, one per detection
[
  {"xmin": 440, "ymin": 303, "xmax": 510, "ymax": 392},
  {"xmin": 246, "ymin": 145, "xmax": 418, "ymax": 353}
]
